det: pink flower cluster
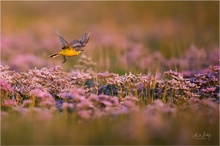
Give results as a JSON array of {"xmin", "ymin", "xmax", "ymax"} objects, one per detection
[{"xmin": 59, "ymin": 88, "xmax": 139, "ymax": 120}]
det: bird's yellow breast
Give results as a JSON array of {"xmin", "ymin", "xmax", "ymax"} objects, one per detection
[{"xmin": 59, "ymin": 46, "xmax": 82, "ymax": 57}]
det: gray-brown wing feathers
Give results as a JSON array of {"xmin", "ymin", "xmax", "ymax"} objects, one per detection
[
  {"xmin": 70, "ymin": 39, "xmax": 82, "ymax": 48},
  {"xmin": 56, "ymin": 30, "xmax": 68, "ymax": 48},
  {"xmin": 80, "ymin": 33, "xmax": 90, "ymax": 46},
  {"xmin": 70, "ymin": 33, "xmax": 90, "ymax": 51}
]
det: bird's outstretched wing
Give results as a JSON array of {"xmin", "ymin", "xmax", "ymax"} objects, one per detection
[
  {"xmin": 80, "ymin": 33, "xmax": 90, "ymax": 46},
  {"xmin": 56, "ymin": 29, "xmax": 68, "ymax": 49},
  {"xmin": 70, "ymin": 33, "xmax": 90, "ymax": 51},
  {"xmin": 70, "ymin": 39, "xmax": 83, "ymax": 48}
]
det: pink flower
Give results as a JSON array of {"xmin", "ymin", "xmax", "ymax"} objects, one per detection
[
  {"xmin": 2, "ymin": 99, "xmax": 17, "ymax": 107},
  {"xmin": 121, "ymin": 100, "xmax": 138, "ymax": 111},
  {"xmin": 22, "ymin": 100, "xmax": 33, "ymax": 108},
  {"xmin": 29, "ymin": 89, "xmax": 55, "ymax": 106},
  {"xmin": 97, "ymin": 71, "xmax": 110, "ymax": 79},
  {"xmin": 76, "ymin": 100, "xmax": 95, "ymax": 110},
  {"xmin": 77, "ymin": 109, "xmax": 93, "ymax": 120},
  {"xmin": 62, "ymin": 102, "xmax": 74, "ymax": 111},
  {"xmin": 100, "ymin": 100, "xmax": 112, "ymax": 106},
  {"xmin": 201, "ymin": 87, "xmax": 216, "ymax": 93},
  {"xmin": 122, "ymin": 96, "xmax": 139, "ymax": 103},
  {"xmin": 88, "ymin": 94, "xmax": 99, "ymax": 102},
  {"xmin": 0, "ymin": 80, "xmax": 13, "ymax": 93}
]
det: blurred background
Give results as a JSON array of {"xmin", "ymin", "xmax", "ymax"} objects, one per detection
[{"xmin": 1, "ymin": 1, "xmax": 219, "ymax": 74}]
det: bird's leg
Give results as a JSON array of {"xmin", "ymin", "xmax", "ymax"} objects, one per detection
[{"xmin": 62, "ymin": 56, "xmax": 67, "ymax": 63}]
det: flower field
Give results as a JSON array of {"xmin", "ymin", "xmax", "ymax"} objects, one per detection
[{"xmin": 1, "ymin": 1, "xmax": 219, "ymax": 145}]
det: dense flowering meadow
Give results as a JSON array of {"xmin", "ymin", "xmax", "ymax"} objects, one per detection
[
  {"xmin": 1, "ymin": 1, "xmax": 219, "ymax": 145},
  {"xmin": 1, "ymin": 61, "xmax": 219, "ymax": 144}
]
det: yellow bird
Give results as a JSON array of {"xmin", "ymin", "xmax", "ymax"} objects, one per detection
[{"xmin": 50, "ymin": 30, "xmax": 90, "ymax": 63}]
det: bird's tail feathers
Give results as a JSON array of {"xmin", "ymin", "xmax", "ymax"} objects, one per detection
[{"xmin": 50, "ymin": 53, "xmax": 59, "ymax": 58}]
